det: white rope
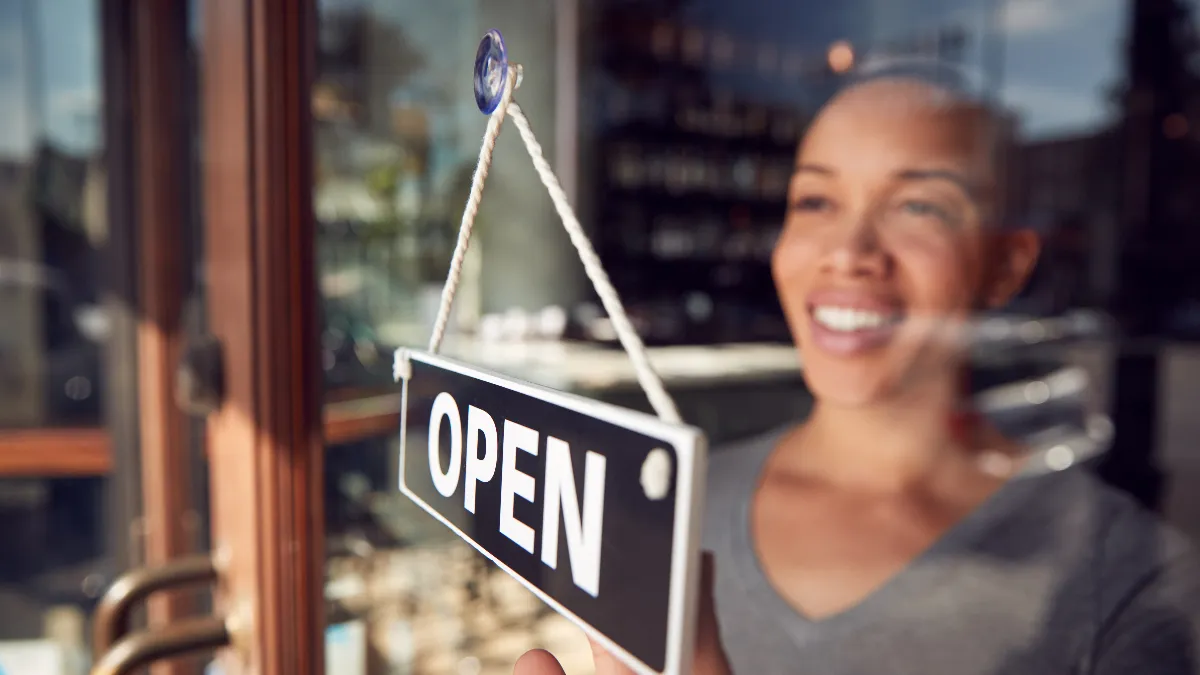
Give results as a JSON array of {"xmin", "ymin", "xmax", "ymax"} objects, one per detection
[
  {"xmin": 426, "ymin": 65, "xmax": 519, "ymax": 354},
  {"xmin": 426, "ymin": 65, "xmax": 683, "ymax": 425},
  {"xmin": 506, "ymin": 103, "xmax": 681, "ymax": 424}
]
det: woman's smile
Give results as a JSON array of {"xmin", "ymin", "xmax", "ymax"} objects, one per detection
[{"xmin": 806, "ymin": 287, "xmax": 904, "ymax": 357}]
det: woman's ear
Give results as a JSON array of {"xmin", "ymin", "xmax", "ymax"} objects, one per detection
[{"xmin": 981, "ymin": 228, "xmax": 1041, "ymax": 309}]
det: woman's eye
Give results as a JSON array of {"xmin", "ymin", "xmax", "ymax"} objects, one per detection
[
  {"xmin": 791, "ymin": 195, "xmax": 831, "ymax": 213},
  {"xmin": 898, "ymin": 199, "xmax": 952, "ymax": 222}
]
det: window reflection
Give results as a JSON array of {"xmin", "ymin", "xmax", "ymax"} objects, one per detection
[
  {"xmin": 0, "ymin": 0, "xmax": 106, "ymax": 429},
  {"xmin": 0, "ymin": 476, "xmax": 105, "ymax": 669},
  {"xmin": 0, "ymin": 1, "xmax": 116, "ymax": 668},
  {"xmin": 315, "ymin": 0, "xmax": 490, "ymax": 351}
]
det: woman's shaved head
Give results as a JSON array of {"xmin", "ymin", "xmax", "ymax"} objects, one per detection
[{"xmin": 816, "ymin": 62, "xmax": 1017, "ymax": 227}]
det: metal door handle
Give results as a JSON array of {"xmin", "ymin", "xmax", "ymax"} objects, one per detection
[
  {"xmin": 92, "ymin": 554, "xmax": 219, "ymax": 661},
  {"xmin": 91, "ymin": 617, "xmax": 230, "ymax": 675},
  {"xmin": 175, "ymin": 333, "xmax": 224, "ymax": 416},
  {"xmin": 175, "ymin": 294, "xmax": 225, "ymax": 417}
]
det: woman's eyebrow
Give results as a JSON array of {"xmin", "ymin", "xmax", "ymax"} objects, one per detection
[
  {"xmin": 793, "ymin": 163, "xmax": 834, "ymax": 176},
  {"xmin": 893, "ymin": 168, "xmax": 980, "ymax": 199}
]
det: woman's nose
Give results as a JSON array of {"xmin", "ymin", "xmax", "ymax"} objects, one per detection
[{"xmin": 820, "ymin": 213, "xmax": 890, "ymax": 279}]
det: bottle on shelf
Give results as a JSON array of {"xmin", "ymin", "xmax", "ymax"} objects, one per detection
[
  {"xmin": 710, "ymin": 32, "xmax": 736, "ymax": 69},
  {"xmin": 680, "ymin": 26, "xmax": 706, "ymax": 66},
  {"xmin": 650, "ymin": 20, "xmax": 676, "ymax": 61}
]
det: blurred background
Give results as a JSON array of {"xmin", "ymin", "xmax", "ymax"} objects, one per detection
[{"xmin": 1, "ymin": 0, "xmax": 1199, "ymax": 673}]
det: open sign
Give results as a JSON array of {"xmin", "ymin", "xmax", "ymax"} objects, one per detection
[{"xmin": 396, "ymin": 349, "xmax": 707, "ymax": 675}]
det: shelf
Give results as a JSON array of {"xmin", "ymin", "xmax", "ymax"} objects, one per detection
[
  {"xmin": 585, "ymin": 3, "xmax": 802, "ymax": 346},
  {"xmin": 600, "ymin": 120, "xmax": 800, "ymax": 154},
  {"xmin": 599, "ymin": 186, "xmax": 788, "ymax": 215}
]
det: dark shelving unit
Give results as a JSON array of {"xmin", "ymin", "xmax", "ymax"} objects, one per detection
[{"xmin": 585, "ymin": 4, "xmax": 822, "ymax": 346}]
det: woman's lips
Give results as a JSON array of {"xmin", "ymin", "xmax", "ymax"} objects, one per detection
[{"xmin": 805, "ymin": 289, "xmax": 904, "ymax": 357}]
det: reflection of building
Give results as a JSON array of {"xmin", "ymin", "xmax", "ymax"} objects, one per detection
[
  {"xmin": 1099, "ymin": 0, "xmax": 1200, "ymax": 511},
  {"xmin": 1006, "ymin": 0, "xmax": 1200, "ymax": 320},
  {"xmin": 1115, "ymin": 0, "xmax": 1200, "ymax": 333},
  {"xmin": 316, "ymin": 8, "xmax": 369, "ymax": 124},
  {"xmin": 29, "ymin": 145, "xmax": 104, "ymax": 304},
  {"xmin": 1009, "ymin": 130, "xmax": 1122, "ymax": 313},
  {"xmin": 0, "ymin": 143, "xmax": 106, "ymax": 429},
  {"xmin": 0, "ymin": 159, "xmax": 43, "ymax": 427},
  {"xmin": 1015, "ymin": 133, "xmax": 1116, "ymax": 216},
  {"xmin": 986, "ymin": 0, "xmax": 1200, "ymax": 511}
]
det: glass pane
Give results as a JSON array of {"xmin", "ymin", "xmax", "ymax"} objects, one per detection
[
  {"xmin": 0, "ymin": 477, "xmax": 105, "ymax": 672},
  {"xmin": 318, "ymin": 0, "xmax": 1200, "ymax": 673},
  {"xmin": 0, "ymin": 0, "xmax": 113, "ymax": 671},
  {"xmin": 0, "ymin": 0, "xmax": 106, "ymax": 429}
]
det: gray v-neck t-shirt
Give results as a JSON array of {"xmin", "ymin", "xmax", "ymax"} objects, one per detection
[{"xmin": 703, "ymin": 428, "xmax": 1200, "ymax": 675}]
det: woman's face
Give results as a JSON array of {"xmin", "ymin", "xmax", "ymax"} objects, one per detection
[{"xmin": 772, "ymin": 79, "xmax": 1038, "ymax": 407}]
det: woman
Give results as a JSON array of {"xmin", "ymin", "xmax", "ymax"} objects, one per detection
[{"xmin": 517, "ymin": 69, "xmax": 1200, "ymax": 674}]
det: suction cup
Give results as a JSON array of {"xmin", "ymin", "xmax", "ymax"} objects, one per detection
[{"xmin": 474, "ymin": 29, "xmax": 509, "ymax": 115}]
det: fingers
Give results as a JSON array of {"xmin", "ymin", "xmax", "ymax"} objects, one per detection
[
  {"xmin": 588, "ymin": 638, "xmax": 638, "ymax": 674},
  {"xmin": 513, "ymin": 649, "xmax": 567, "ymax": 675}
]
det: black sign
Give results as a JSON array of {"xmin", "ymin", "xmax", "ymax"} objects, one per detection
[{"xmin": 396, "ymin": 349, "xmax": 707, "ymax": 675}]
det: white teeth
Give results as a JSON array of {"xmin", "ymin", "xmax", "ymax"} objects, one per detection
[{"xmin": 812, "ymin": 305, "xmax": 896, "ymax": 332}]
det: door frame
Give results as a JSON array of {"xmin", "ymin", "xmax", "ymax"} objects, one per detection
[
  {"xmin": 201, "ymin": 0, "xmax": 325, "ymax": 673},
  {"xmin": 129, "ymin": 3, "xmax": 199, "ymax": 659},
  {"xmin": 96, "ymin": 3, "xmax": 205, "ymax": 673}
]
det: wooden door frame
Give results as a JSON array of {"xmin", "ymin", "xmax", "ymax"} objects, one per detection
[
  {"xmin": 130, "ymin": 4, "xmax": 197, "ymax": 667},
  {"xmin": 95, "ymin": 3, "xmax": 201, "ymax": 674},
  {"xmin": 201, "ymin": 0, "xmax": 325, "ymax": 673}
]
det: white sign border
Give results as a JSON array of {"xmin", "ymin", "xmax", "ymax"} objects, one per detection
[{"xmin": 396, "ymin": 348, "xmax": 707, "ymax": 675}]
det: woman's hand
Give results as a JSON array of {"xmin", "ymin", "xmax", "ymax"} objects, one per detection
[{"xmin": 512, "ymin": 553, "xmax": 731, "ymax": 675}]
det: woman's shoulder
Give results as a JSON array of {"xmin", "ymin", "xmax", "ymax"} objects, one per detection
[
  {"xmin": 1000, "ymin": 465, "xmax": 1199, "ymax": 622},
  {"xmin": 1028, "ymin": 465, "xmax": 1194, "ymax": 564},
  {"xmin": 1000, "ymin": 464, "xmax": 1193, "ymax": 567},
  {"xmin": 1024, "ymin": 467, "xmax": 1200, "ymax": 670}
]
